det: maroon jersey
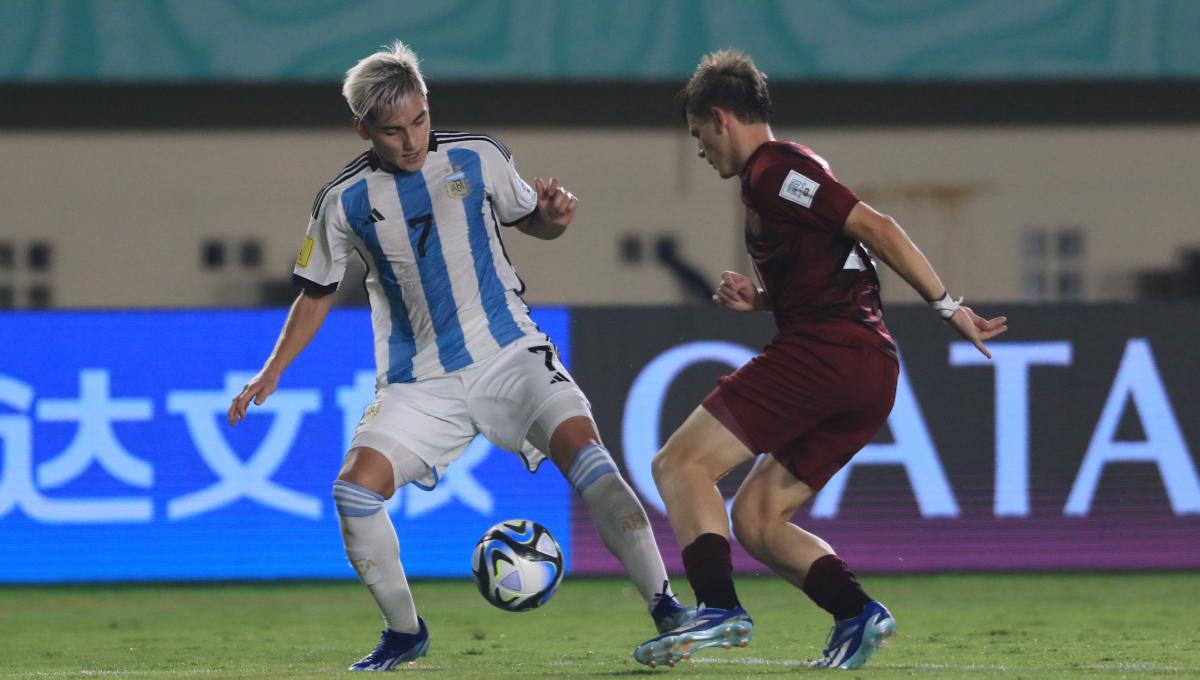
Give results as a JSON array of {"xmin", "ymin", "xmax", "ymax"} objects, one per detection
[{"xmin": 740, "ymin": 141, "xmax": 895, "ymax": 357}]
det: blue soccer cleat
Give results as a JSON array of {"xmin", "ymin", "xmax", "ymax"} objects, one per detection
[
  {"xmin": 808, "ymin": 600, "xmax": 895, "ymax": 670},
  {"xmin": 650, "ymin": 582, "xmax": 697, "ymax": 634},
  {"xmin": 634, "ymin": 606, "xmax": 753, "ymax": 667},
  {"xmin": 348, "ymin": 618, "xmax": 430, "ymax": 671}
]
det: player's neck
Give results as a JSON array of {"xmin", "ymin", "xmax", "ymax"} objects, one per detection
[{"xmin": 732, "ymin": 124, "xmax": 775, "ymax": 174}]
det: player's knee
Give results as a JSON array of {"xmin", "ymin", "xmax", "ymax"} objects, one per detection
[
  {"xmin": 547, "ymin": 415, "xmax": 601, "ymax": 464},
  {"xmin": 650, "ymin": 446, "xmax": 681, "ymax": 487},
  {"xmin": 337, "ymin": 447, "xmax": 396, "ymax": 498},
  {"xmin": 652, "ymin": 435, "xmax": 728, "ymax": 488},
  {"xmin": 730, "ymin": 499, "xmax": 768, "ymax": 555}
]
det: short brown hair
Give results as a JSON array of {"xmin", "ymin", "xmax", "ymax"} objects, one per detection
[{"xmin": 680, "ymin": 50, "xmax": 771, "ymax": 123}]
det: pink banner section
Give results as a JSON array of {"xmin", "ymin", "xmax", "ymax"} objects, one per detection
[
  {"xmin": 567, "ymin": 306, "xmax": 1200, "ymax": 577},
  {"xmin": 569, "ymin": 502, "xmax": 1200, "ymax": 575}
]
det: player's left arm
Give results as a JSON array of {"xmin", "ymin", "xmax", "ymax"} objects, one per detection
[
  {"xmin": 482, "ymin": 140, "xmax": 577, "ymax": 240},
  {"xmin": 843, "ymin": 201, "xmax": 1007, "ymax": 358},
  {"xmin": 713, "ymin": 271, "xmax": 769, "ymax": 311},
  {"xmin": 514, "ymin": 177, "xmax": 579, "ymax": 240}
]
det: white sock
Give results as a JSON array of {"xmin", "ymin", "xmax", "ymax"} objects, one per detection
[
  {"xmin": 333, "ymin": 480, "xmax": 419, "ymax": 633},
  {"xmin": 567, "ymin": 444, "xmax": 673, "ymax": 609}
]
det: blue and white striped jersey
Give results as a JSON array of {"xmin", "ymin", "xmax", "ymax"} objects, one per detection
[{"xmin": 294, "ymin": 130, "xmax": 542, "ymax": 386}]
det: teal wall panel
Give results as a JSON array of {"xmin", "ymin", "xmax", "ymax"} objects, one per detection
[{"xmin": 4, "ymin": 0, "xmax": 1198, "ymax": 82}]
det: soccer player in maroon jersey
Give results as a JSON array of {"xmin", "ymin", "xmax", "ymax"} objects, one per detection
[{"xmin": 633, "ymin": 50, "xmax": 1007, "ymax": 670}]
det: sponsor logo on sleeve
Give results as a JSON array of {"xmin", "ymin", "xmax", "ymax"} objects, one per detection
[
  {"xmin": 296, "ymin": 236, "xmax": 314, "ymax": 267},
  {"xmin": 779, "ymin": 170, "xmax": 819, "ymax": 208}
]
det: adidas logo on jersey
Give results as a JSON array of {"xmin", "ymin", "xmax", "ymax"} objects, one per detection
[{"xmin": 368, "ymin": 208, "xmax": 385, "ymax": 224}]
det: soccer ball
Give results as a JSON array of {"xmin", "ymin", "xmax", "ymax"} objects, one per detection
[{"xmin": 471, "ymin": 519, "xmax": 564, "ymax": 612}]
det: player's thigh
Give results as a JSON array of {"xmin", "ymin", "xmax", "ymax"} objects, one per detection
[
  {"xmin": 770, "ymin": 350, "xmax": 898, "ymax": 491},
  {"xmin": 696, "ymin": 336, "xmax": 846, "ymax": 475},
  {"xmin": 467, "ymin": 336, "xmax": 596, "ymax": 461},
  {"xmin": 654, "ymin": 403, "xmax": 755, "ymax": 483},
  {"xmin": 349, "ymin": 378, "xmax": 477, "ymax": 492}
]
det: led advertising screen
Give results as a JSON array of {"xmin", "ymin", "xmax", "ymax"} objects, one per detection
[
  {"xmin": 0, "ymin": 309, "xmax": 573, "ymax": 582},
  {"xmin": 569, "ymin": 304, "xmax": 1200, "ymax": 573},
  {"xmin": 2, "ymin": 304, "xmax": 1197, "ymax": 582}
]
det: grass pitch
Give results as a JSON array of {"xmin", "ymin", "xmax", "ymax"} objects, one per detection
[{"xmin": 1, "ymin": 573, "xmax": 1197, "ymax": 678}]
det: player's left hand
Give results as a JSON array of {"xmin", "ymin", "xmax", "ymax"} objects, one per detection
[
  {"xmin": 534, "ymin": 177, "xmax": 578, "ymax": 227},
  {"xmin": 947, "ymin": 306, "xmax": 1007, "ymax": 359},
  {"xmin": 713, "ymin": 271, "xmax": 762, "ymax": 312}
]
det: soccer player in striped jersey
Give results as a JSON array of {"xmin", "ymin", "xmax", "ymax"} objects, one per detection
[{"xmin": 227, "ymin": 41, "xmax": 691, "ymax": 671}]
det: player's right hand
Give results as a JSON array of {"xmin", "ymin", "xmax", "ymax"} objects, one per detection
[
  {"xmin": 227, "ymin": 370, "xmax": 280, "ymax": 426},
  {"xmin": 713, "ymin": 271, "xmax": 761, "ymax": 312},
  {"xmin": 946, "ymin": 306, "xmax": 1007, "ymax": 359}
]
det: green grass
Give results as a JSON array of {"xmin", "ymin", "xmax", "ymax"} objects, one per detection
[{"xmin": 1, "ymin": 573, "xmax": 1197, "ymax": 678}]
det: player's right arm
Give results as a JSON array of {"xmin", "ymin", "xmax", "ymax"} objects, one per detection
[
  {"xmin": 228, "ymin": 177, "xmax": 355, "ymax": 425},
  {"xmin": 227, "ymin": 290, "xmax": 335, "ymax": 425},
  {"xmin": 843, "ymin": 201, "xmax": 1007, "ymax": 358}
]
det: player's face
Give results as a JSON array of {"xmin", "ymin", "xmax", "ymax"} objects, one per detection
[
  {"xmin": 355, "ymin": 94, "xmax": 431, "ymax": 173},
  {"xmin": 687, "ymin": 114, "xmax": 736, "ymax": 179}
]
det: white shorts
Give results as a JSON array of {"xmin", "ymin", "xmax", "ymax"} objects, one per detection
[{"xmin": 349, "ymin": 334, "xmax": 592, "ymax": 490}]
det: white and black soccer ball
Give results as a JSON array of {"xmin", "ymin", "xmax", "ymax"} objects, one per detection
[{"xmin": 471, "ymin": 519, "xmax": 564, "ymax": 612}]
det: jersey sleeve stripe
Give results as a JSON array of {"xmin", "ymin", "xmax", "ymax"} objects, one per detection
[
  {"xmin": 434, "ymin": 131, "xmax": 513, "ymax": 160},
  {"xmin": 311, "ymin": 152, "xmax": 371, "ymax": 218}
]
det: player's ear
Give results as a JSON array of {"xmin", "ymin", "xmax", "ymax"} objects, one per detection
[
  {"xmin": 710, "ymin": 107, "xmax": 728, "ymax": 134},
  {"xmin": 352, "ymin": 116, "xmax": 370, "ymax": 141}
]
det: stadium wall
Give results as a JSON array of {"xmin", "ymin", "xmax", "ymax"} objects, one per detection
[
  {"xmin": 2, "ymin": 124, "xmax": 1198, "ymax": 307},
  {"xmin": 1, "ymin": 304, "xmax": 1197, "ymax": 582}
]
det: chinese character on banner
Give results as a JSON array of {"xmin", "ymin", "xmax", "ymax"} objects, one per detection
[
  {"xmin": 167, "ymin": 372, "xmax": 321, "ymax": 520},
  {"xmin": 0, "ymin": 371, "xmax": 154, "ymax": 523}
]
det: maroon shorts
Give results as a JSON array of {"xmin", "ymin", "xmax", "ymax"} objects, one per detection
[{"xmin": 702, "ymin": 332, "xmax": 899, "ymax": 490}]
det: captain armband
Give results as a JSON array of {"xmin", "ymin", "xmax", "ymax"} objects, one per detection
[{"xmin": 929, "ymin": 291, "xmax": 962, "ymax": 320}]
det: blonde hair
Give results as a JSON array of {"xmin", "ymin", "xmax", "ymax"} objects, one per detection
[{"xmin": 342, "ymin": 40, "xmax": 428, "ymax": 121}]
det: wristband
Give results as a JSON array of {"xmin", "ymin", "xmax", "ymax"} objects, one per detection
[{"xmin": 929, "ymin": 291, "xmax": 962, "ymax": 320}]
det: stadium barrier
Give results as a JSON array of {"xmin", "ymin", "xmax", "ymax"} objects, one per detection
[{"xmin": 0, "ymin": 304, "xmax": 1196, "ymax": 582}]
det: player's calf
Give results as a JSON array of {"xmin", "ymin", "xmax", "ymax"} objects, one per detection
[{"xmin": 567, "ymin": 444, "xmax": 684, "ymax": 629}]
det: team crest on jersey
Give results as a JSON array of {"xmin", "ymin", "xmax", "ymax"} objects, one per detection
[
  {"xmin": 779, "ymin": 169, "xmax": 819, "ymax": 208},
  {"xmin": 444, "ymin": 172, "xmax": 471, "ymax": 199}
]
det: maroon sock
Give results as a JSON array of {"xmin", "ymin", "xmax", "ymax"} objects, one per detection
[
  {"xmin": 681, "ymin": 533, "xmax": 740, "ymax": 610},
  {"xmin": 801, "ymin": 554, "xmax": 871, "ymax": 620}
]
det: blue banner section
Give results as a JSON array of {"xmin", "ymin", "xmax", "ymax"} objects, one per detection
[{"xmin": 0, "ymin": 308, "xmax": 573, "ymax": 583}]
